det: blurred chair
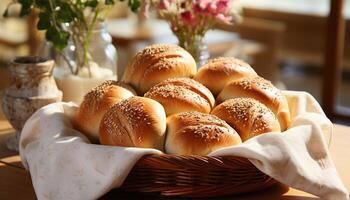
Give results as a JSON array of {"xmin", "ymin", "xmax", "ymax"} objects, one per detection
[
  {"xmin": 321, "ymin": 0, "xmax": 349, "ymax": 120},
  {"xmin": 217, "ymin": 17, "xmax": 286, "ymax": 86}
]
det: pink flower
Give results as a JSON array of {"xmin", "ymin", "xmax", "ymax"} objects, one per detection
[
  {"xmin": 207, "ymin": 0, "xmax": 231, "ymax": 15},
  {"xmin": 170, "ymin": 23, "xmax": 179, "ymax": 32},
  {"xmin": 215, "ymin": 0, "xmax": 231, "ymax": 13},
  {"xmin": 159, "ymin": 0, "xmax": 173, "ymax": 10},
  {"xmin": 193, "ymin": 0, "xmax": 211, "ymax": 13},
  {"xmin": 181, "ymin": 11, "xmax": 197, "ymax": 26},
  {"xmin": 208, "ymin": 2, "xmax": 217, "ymax": 13},
  {"xmin": 193, "ymin": 0, "xmax": 232, "ymax": 18},
  {"xmin": 215, "ymin": 13, "xmax": 232, "ymax": 24}
]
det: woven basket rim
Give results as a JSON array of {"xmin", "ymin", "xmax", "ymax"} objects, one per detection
[{"xmin": 121, "ymin": 152, "xmax": 276, "ymax": 197}]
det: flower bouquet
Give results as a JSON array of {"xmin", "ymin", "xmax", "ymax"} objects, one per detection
[{"xmin": 143, "ymin": 0, "xmax": 240, "ymax": 65}]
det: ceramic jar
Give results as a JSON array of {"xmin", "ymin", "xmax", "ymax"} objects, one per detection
[{"xmin": 2, "ymin": 56, "xmax": 62, "ymax": 151}]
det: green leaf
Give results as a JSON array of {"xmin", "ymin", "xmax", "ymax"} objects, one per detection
[
  {"xmin": 35, "ymin": 0, "xmax": 51, "ymax": 10},
  {"xmin": 57, "ymin": 3, "xmax": 74, "ymax": 23},
  {"xmin": 19, "ymin": 7, "xmax": 31, "ymax": 17},
  {"xmin": 18, "ymin": 0, "xmax": 33, "ymax": 17},
  {"xmin": 18, "ymin": 0, "xmax": 34, "ymax": 7},
  {"xmin": 128, "ymin": 0, "xmax": 140, "ymax": 12},
  {"xmin": 19, "ymin": 5, "xmax": 32, "ymax": 17},
  {"xmin": 85, "ymin": 0, "xmax": 99, "ymax": 7},
  {"xmin": 37, "ymin": 12, "xmax": 51, "ymax": 30},
  {"xmin": 105, "ymin": 0, "xmax": 115, "ymax": 5},
  {"xmin": 46, "ymin": 26, "xmax": 69, "ymax": 51}
]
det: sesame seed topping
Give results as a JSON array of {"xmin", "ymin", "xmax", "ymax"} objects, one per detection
[
  {"xmin": 80, "ymin": 80, "xmax": 134, "ymax": 113},
  {"xmin": 145, "ymin": 83, "xmax": 210, "ymax": 113},
  {"xmin": 172, "ymin": 111, "xmax": 235, "ymax": 143},
  {"xmin": 146, "ymin": 77, "xmax": 214, "ymax": 107},
  {"xmin": 201, "ymin": 57, "xmax": 255, "ymax": 72},
  {"xmin": 124, "ymin": 44, "xmax": 195, "ymax": 91},
  {"xmin": 213, "ymin": 98, "xmax": 278, "ymax": 139}
]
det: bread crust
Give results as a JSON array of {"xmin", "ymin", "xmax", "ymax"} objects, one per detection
[
  {"xmin": 166, "ymin": 111, "xmax": 242, "ymax": 155},
  {"xmin": 212, "ymin": 98, "xmax": 281, "ymax": 141},
  {"xmin": 73, "ymin": 80, "xmax": 136, "ymax": 143},
  {"xmin": 122, "ymin": 44, "xmax": 197, "ymax": 94},
  {"xmin": 217, "ymin": 76, "xmax": 291, "ymax": 130},
  {"xmin": 99, "ymin": 96, "xmax": 167, "ymax": 150},
  {"xmin": 195, "ymin": 57, "xmax": 257, "ymax": 96},
  {"xmin": 145, "ymin": 78, "xmax": 215, "ymax": 116}
]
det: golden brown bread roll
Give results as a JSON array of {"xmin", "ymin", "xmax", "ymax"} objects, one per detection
[
  {"xmin": 195, "ymin": 57, "xmax": 257, "ymax": 96},
  {"xmin": 144, "ymin": 77, "xmax": 215, "ymax": 116},
  {"xmin": 73, "ymin": 80, "xmax": 136, "ymax": 143},
  {"xmin": 217, "ymin": 76, "xmax": 291, "ymax": 130},
  {"xmin": 165, "ymin": 111, "xmax": 242, "ymax": 155},
  {"xmin": 212, "ymin": 98, "xmax": 281, "ymax": 141},
  {"xmin": 99, "ymin": 96, "xmax": 166, "ymax": 150},
  {"xmin": 122, "ymin": 44, "xmax": 197, "ymax": 94}
]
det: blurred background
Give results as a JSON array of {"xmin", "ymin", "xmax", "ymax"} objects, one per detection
[{"xmin": 0, "ymin": 0, "xmax": 349, "ymax": 124}]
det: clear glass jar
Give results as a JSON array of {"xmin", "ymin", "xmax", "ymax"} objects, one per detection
[
  {"xmin": 178, "ymin": 35, "xmax": 210, "ymax": 68},
  {"xmin": 50, "ymin": 21, "xmax": 117, "ymax": 78},
  {"xmin": 41, "ymin": 21, "xmax": 118, "ymax": 104},
  {"xmin": 89, "ymin": 22, "xmax": 117, "ymax": 76}
]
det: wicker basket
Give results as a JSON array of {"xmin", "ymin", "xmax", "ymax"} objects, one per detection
[{"xmin": 120, "ymin": 154, "xmax": 277, "ymax": 197}]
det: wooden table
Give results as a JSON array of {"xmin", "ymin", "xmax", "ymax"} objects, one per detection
[{"xmin": 1, "ymin": 107, "xmax": 349, "ymax": 199}]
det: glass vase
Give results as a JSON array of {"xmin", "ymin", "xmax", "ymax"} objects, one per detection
[
  {"xmin": 42, "ymin": 21, "xmax": 117, "ymax": 104},
  {"xmin": 88, "ymin": 22, "xmax": 118, "ymax": 76},
  {"xmin": 178, "ymin": 35, "xmax": 209, "ymax": 67}
]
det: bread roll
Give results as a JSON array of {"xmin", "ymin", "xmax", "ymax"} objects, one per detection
[
  {"xmin": 99, "ymin": 96, "xmax": 166, "ymax": 150},
  {"xmin": 166, "ymin": 111, "xmax": 242, "ymax": 155},
  {"xmin": 73, "ymin": 80, "xmax": 136, "ymax": 143},
  {"xmin": 212, "ymin": 98, "xmax": 281, "ymax": 141},
  {"xmin": 144, "ymin": 77, "xmax": 215, "ymax": 116},
  {"xmin": 122, "ymin": 44, "xmax": 197, "ymax": 94},
  {"xmin": 195, "ymin": 57, "xmax": 257, "ymax": 96},
  {"xmin": 217, "ymin": 76, "xmax": 291, "ymax": 130}
]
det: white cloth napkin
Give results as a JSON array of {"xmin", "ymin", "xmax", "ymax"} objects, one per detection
[{"xmin": 20, "ymin": 91, "xmax": 349, "ymax": 200}]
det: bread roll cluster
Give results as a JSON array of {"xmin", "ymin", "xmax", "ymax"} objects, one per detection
[
  {"xmin": 122, "ymin": 44, "xmax": 197, "ymax": 94},
  {"xmin": 145, "ymin": 77, "xmax": 215, "ymax": 115},
  {"xmin": 195, "ymin": 57, "xmax": 257, "ymax": 96},
  {"xmin": 99, "ymin": 96, "xmax": 166, "ymax": 150},
  {"xmin": 166, "ymin": 112, "xmax": 242, "ymax": 155},
  {"xmin": 212, "ymin": 98, "xmax": 280, "ymax": 141},
  {"xmin": 73, "ymin": 80, "xmax": 136, "ymax": 143},
  {"xmin": 73, "ymin": 44, "xmax": 291, "ymax": 155},
  {"xmin": 217, "ymin": 76, "xmax": 291, "ymax": 130}
]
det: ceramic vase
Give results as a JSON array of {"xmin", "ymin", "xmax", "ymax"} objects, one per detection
[{"xmin": 2, "ymin": 56, "xmax": 62, "ymax": 151}]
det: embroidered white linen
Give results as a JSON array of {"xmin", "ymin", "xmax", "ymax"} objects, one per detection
[{"xmin": 20, "ymin": 91, "xmax": 349, "ymax": 200}]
